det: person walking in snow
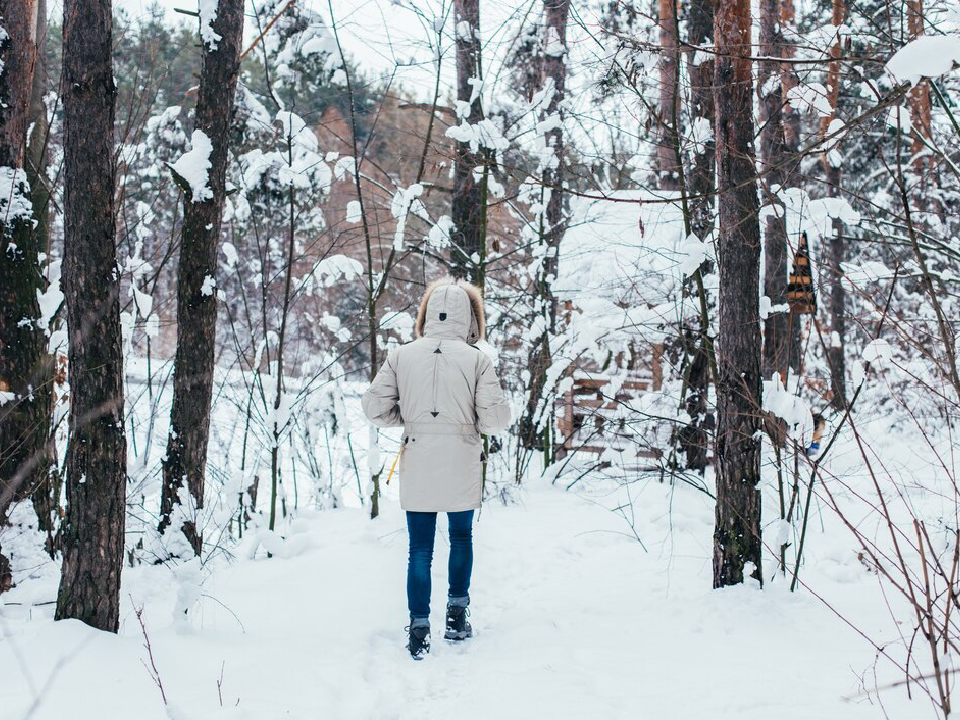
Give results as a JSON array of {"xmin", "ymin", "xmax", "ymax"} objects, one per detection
[{"xmin": 361, "ymin": 277, "xmax": 512, "ymax": 660}]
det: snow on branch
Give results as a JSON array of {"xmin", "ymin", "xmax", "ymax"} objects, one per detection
[
  {"xmin": 199, "ymin": 0, "xmax": 222, "ymax": 50},
  {"xmin": 786, "ymin": 83, "xmax": 832, "ymax": 117},
  {"xmin": 762, "ymin": 374, "xmax": 813, "ymax": 441},
  {"xmin": 390, "ymin": 184, "xmax": 427, "ymax": 251},
  {"xmin": 886, "ymin": 35, "xmax": 960, "ymax": 86},
  {"xmin": 0, "ymin": 167, "xmax": 34, "ymax": 224},
  {"xmin": 170, "ymin": 130, "xmax": 214, "ymax": 202},
  {"xmin": 445, "ymin": 118, "xmax": 509, "ymax": 154},
  {"xmin": 307, "ymin": 255, "xmax": 363, "ymax": 290},
  {"xmin": 425, "ymin": 215, "xmax": 453, "ymax": 249}
]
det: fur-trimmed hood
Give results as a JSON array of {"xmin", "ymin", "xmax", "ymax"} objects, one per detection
[{"xmin": 415, "ymin": 277, "xmax": 486, "ymax": 344}]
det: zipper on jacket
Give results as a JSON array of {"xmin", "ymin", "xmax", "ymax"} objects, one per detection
[
  {"xmin": 427, "ymin": 286, "xmax": 448, "ymax": 418},
  {"xmin": 431, "ymin": 344, "xmax": 440, "ymax": 416}
]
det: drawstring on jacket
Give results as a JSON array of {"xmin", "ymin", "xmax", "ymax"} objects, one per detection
[{"xmin": 386, "ymin": 447, "xmax": 402, "ymax": 485}]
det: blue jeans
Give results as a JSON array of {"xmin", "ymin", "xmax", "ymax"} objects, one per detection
[{"xmin": 406, "ymin": 510, "xmax": 474, "ymax": 621}]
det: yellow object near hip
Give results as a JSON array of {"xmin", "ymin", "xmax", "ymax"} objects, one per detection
[{"xmin": 386, "ymin": 447, "xmax": 402, "ymax": 485}]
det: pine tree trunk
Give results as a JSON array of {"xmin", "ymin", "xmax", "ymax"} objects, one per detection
[
  {"xmin": 0, "ymin": 3, "xmax": 41, "ymax": 482},
  {"xmin": 0, "ymin": 0, "xmax": 40, "ymax": 592},
  {"xmin": 519, "ymin": 0, "xmax": 570, "ymax": 454},
  {"xmin": 825, "ymin": 166, "xmax": 847, "ymax": 412},
  {"xmin": 160, "ymin": 0, "xmax": 244, "ymax": 555},
  {"xmin": 656, "ymin": 0, "xmax": 680, "ymax": 190},
  {"xmin": 55, "ymin": 0, "xmax": 127, "ymax": 632},
  {"xmin": 759, "ymin": 0, "xmax": 794, "ymax": 385},
  {"xmin": 25, "ymin": 0, "xmax": 59, "ymax": 536},
  {"xmin": 687, "ymin": 0, "xmax": 714, "ymax": 245},
  {"xmin": 680, "ymin": 0, "xmax": 715, "ymax": 472},
  {"xmin": 451, "ymin": 0, "xmax": 484, "ymax": 282},
  {"xmin": 905, "ymin": 0, "xmax": 931, "ymax": 174},
  {"xmin": 779, "ymin": 0, "xmax": 804, "ymax": 372},
  {"xmin": 539, "ymin": 0, "xmax": 568, "ymax": 328},
  {"xmin": 822, "ymin": 0, "xmax": 846, "ymax": 412},
  {"xmin": 712, "ymin": 0, "xmax": 763, "ymax": 588}
]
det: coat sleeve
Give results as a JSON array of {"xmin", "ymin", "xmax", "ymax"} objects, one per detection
[
  {"xmin": 361, "ymin": 349, "xmax": 404, "ymax": 428},
  {"xmin": 475, "ymin": 354, "xmax": 511, "ymax": 434}
]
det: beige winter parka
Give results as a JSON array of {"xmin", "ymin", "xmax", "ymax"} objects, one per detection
[{"xmin": 361, "ymin": 278, "xmax": 512, "ymax": 512}]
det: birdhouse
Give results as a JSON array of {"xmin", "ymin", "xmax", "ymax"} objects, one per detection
[{"xmin": 787, "ymin": 232, "xmax": 816, "ymax": 315}]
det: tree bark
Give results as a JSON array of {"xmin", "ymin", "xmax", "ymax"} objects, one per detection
[
  {"xmin": 656, "ymin": 0, "xmax": 680, "ymax": 190},
  {"xmin": 0, "ymin": 0, "xmax": 40, "ymax": 591},
  {"xmin": 680, "ymin": 0, "xmax": 715, "ymax": 472},
  {"xmin": 0, "ymin": 3, "xmax": 40, "ymax": 489},
  {"xmin": 519, "ymin": 0, "xmax": 570, "ymax": 455},
  {"xmin": 451, "ymin": 0, "xmax": 485, "ymax": 283},
  {"xmin": 712, "ymin": 0, "xmax": 763, "ymax": 588},
  {"xmin": 55, "ymin": 0, "xmax": 127, "ymax": 632},
  {"xmin": 825, "ymin": 167, "xmax": 846, "ymax": 412},
  {"xmin": 539, "ymin": 0, "xmax": 568, "ymax": 311},
  {"xmin": 25, "ymin": 0, "xmax": 59, "ymax": 536},
  {"xmin": 687, "ymin": 0, "xmax": 714, "ymax": 245},
  {"xmin": 779, "ymin": 0, "xmax": 801, "ymax": 154},
  {"xmin": 160, "ymin": 0, "xmax": 244, "ymax": 555},
  {"xmin": 821, "ymin": 0, "xmax": 846, "ymax": 412},
  {"xmin": 759, "ymin": 0, "xmax": 796, "ymax": 384},
  {"xmin": 905, "ymin": 0, "xmax": 931, "ymax": 175},
  {"xmin": 779, "ymin": 0, "xmax": 804, "ymax": 372}
]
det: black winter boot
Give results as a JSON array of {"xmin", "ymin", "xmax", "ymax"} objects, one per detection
[
  {"xmin": 444, "ymin": 603, "xmax": 472, "ymax": 641},
  {"xmin": 407, "ymin": 621, "xmax": 430, "ymax": 660}
]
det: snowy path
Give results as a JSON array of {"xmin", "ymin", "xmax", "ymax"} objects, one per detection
[{"xmin": 2, "ymin": 477, "xmax": 911, "ymax": 719}]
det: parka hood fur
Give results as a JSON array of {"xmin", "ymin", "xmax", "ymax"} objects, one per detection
[{"xmin": 415, "ymin": 277, "xmax": 486, "ymax": 344}]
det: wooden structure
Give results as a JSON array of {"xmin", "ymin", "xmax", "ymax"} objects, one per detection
[
  {"xmin": 556, "ymin": 344, "xmax": 663, "ymax": 460},
  {"xmin": 787, "ymin": 232, "xmax": 816, "ymax": 315}
]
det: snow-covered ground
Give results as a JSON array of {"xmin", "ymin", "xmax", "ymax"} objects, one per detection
[
  {"xmin": 1, "ymin": 478, "xmax": 914, "ymax": 720},
  {"xmin": 0, "ymin": 351, "xmax": 943, "ymax": 719},
  {"xmin": 2, "ymin": 434, "xmax": 924, "ymax": 717}
]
